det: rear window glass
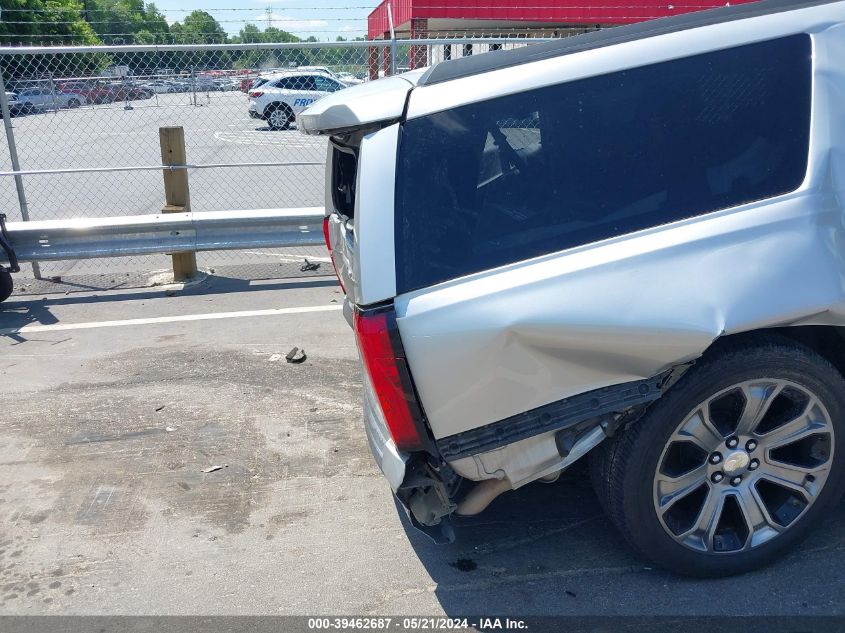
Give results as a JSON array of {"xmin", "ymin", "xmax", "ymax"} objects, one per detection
[{"xmin": 394, "ymin": 35, "xmax": 812, "ymax": 293}]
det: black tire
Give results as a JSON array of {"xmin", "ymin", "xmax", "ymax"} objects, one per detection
[
  {"xmin": 592, "ymin": 334, "xmax": 845, "ymax": 577},
  {"xmin": 0, "ymin": 270, "xmax": 13, "ymax": 303},
  {"xmin": 266, "ymin": 103, "xmax": 293, "ymax": 130},
  {"xmin": 67, "ymin": 98, "xmax": 81, "ymax": 109}
]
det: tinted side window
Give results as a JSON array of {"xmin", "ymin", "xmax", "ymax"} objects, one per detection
[
  {"xmin": 315, "ymin": 76, "xmax": 341, "ymax": 92},
  {"xmin": 394, "ymin": 35, "xmax": 812, "ymax": 294},
  {"xmin": 285, "ymin": 76, "xmax": 318, "ymax": 91}
]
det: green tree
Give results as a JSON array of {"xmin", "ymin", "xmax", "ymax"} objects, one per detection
[
  {"xmin": 84, "ymin": 0, "xmax": 172, "ymax": 72},
  {"xmin": 0, "ymin": 0, "xmax": 106, "ymax": 78},
  {"xmin": 167, "ymin": 11, "xmax": 229, "ymax": 70},
  {"xmin": 170, "ymin": 10, "xmax": 226, "ymax": 44},
  {"xmin": 87, "ymin": 0, "xmax": 168, "ymax": 44},
  {"xmin": 230, "ymin": 24, "xmax": 301, "ymax": 70},
  {"xmin": 0, "ymin": 0, "xmax": 100, "ymax": 46}
]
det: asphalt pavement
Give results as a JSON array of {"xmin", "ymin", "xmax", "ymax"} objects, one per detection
[{"xmin": 2, "ymin": 276, "xmax": 845, "ymax": 616}]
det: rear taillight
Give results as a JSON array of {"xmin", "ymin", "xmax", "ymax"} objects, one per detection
[
  {"xmin": 248, "ymin": 90, "xmax": 263, "ymax": 98},
  {"xmin": 322, "ymin": 216, "xmax": 332, "ymax": 251},
  {"xmin": 323, "ymin": 216, "xmax": 346, "ymax": 294},
  {"xmin": 354, "ymin": 308, "xmax": 427, "ymax": 452}
]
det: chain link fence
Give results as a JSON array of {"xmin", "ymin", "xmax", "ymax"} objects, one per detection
[{"xmin": 0, "ymin": 36, "xmax": 564, "ymax": 288}]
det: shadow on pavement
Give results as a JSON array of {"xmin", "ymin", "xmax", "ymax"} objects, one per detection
[
  {"xmin": 396, "ymin": 462, "xmax": 845, "ymax": 617},
  {"xmin": 0, "ymin": 274, "xmax": 339, "ymax": 335}
]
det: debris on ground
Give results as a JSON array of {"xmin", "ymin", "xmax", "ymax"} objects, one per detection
[
  {"xmin": 285, "ymin": 347, "xmax": 307, "ymax": 364},
  {"xmin": 155, "ymin": 405, "xmax": 165, "ymax": 412},
  {"xmin": 300, "ymin": 258, "xmax": 321, "ymax": 272},
  {"xmin": 202, "ymin": 464, "xmax": 228, "ymax": 473}
]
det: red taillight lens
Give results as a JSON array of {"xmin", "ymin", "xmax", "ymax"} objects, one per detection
[
  {"xmin": 322, "ymin": 216, "xmax": 332, "ymax": 251},
  {"xmin": 323, "ymin": 216, "xmax": 346, "ymax": 294},
  {"xmin": 248, "ymin": 90, "xmax": 263, "ymax": 98},
  {"xmin": 354, "ymin": 309, "xmax": 426, "ymax": 452}
]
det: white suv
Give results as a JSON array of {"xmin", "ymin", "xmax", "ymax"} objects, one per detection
[
  {"xmin": 302, "ymin": 0, "xmax": 845, "ymax": 577},
  {"xmin": 248, "ymin": 72, "xmax": 345, "ymax": 130}
]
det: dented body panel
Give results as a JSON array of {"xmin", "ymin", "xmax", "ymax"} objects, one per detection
[
  {"xmin": 390, "ymin": 15, "xmax": 845, "ymax": 483},
  {"xmin": 305, "ymin": 0, "xmax": 845, "ymax": 505},
  {"xmin": 395, "ymin": 192, "xmax": 845, "ymax": 441}
]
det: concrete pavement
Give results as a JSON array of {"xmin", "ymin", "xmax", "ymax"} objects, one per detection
[{"xmin": 1, "ymin": 276, "xmax": 844, "ymax": 616}]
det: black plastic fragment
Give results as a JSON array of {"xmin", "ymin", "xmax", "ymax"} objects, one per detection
[
  {"xmin": 285, "ymin": 347, "xmax": 307, "ymax": 363},
  {"xmin": 300, "ymin": 258, "xmax": 321, "ymax": 272}
]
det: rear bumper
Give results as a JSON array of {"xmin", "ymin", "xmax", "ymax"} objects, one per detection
[
  {"xmin": 360, "ymin": 351, "xmax": 456, "ymax": 543},
  {"xmin": 248, "ymin": 101, "xmax": 265, "ymax": 119}
]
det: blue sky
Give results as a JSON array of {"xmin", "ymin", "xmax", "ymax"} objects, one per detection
[{"xmin": 154, "ymin": 0, "xmax": 381, "ymax": 41}]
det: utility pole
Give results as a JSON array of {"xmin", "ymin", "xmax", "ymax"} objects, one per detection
[{"xmin": 266, "ymin": 7, "xmax": 273, "ymax": 29}]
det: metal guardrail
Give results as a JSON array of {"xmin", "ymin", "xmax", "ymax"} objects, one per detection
[{"xmin": 0, "ymin": 207, "xmax": 325, "ymax": 263}]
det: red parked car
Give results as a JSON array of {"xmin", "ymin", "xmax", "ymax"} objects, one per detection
[
  {"xmin": 57, "ymin": 81, "xmax": 116, "ymax": 104},
  {"xmin": 104, "ymin": 81, "xmax": 154, "ymax": 101}
]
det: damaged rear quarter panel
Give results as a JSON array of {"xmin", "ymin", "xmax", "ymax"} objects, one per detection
[
  {"xmin": 394, "ymin": 25, "xmax": 845, "ymax": 443},
  {"xmin": 395, "ymin": 196, "xmax": 843, "ymax": 440}
]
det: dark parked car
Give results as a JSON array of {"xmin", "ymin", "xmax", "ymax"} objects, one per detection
[{"xmin": 105, "ymin": 82, "xmax": 153, "ymax": 101}]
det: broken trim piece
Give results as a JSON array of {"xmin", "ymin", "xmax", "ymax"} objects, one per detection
[{"xmin": 436, "ymin": 371, "xmax": 674, "ymax": 461}]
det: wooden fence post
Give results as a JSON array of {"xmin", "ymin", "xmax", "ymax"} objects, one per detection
[{"xmin": 159, "ymin": 126, "xmax": 197, "ymax": 281}]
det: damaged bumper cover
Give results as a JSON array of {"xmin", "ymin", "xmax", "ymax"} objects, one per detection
[
  {"xmin": 436, "ymin": 370, "xmax": 677, "ymax": 461},
  {"xmin": 383, "ymin": 366, "xmax": 687, "ymax": 541}
]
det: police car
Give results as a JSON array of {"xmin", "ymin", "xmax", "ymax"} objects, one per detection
[{"xmin": 248, "ymin": 71, "xmax": 345, "ymax": 130}]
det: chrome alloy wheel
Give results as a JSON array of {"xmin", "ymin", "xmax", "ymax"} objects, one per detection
[
  {"xmin": 653, "ymin": 379, "xmax": 834, "ymax": 554},
  {"xmin": 268, "ymin": 107, "xmax": 290, "ymax": 129}
]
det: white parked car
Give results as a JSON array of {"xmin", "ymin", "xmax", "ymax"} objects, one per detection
[
  {"xmin": 336, "ymin": 71, "xmax": 365, "ymax": 86},
  {"xmin": 248, "ymin": 72, "xmax": 345, "ymax": 130},
  {"xmin": 16, "ymin": 87, "xmax": 87, "ymax": 110},
  {"xmin": 140, "ymin": 80, "xmax": 178, "ymax": 94},
  {"xmin": 214, "ymin": 78, "xmax": 241, "ymax": 91}
]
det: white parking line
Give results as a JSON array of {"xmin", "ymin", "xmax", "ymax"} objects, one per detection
[{"xmin": 0, "ymin": 304, "xmax": 343, "ymax": 336}]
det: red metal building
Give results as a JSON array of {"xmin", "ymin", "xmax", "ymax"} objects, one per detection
[{"xmin": 366, "ymin": 0, "xmax": 758, "ymax": 76}]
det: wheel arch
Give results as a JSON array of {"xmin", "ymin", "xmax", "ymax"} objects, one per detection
[
  {"xmin": 702, "ymin": 325, "xmax": 845, "ymax": 381},
  {"xmin": 614, "ymin": 325, "xmax": 845, "ymax": 438},
  {"xmin": 593, "ymin": 323, "xmax": 845, "ymax": 575},
  {"xmin": 266, "ymin": 100, "xmax": 293, "ymax": 114}
]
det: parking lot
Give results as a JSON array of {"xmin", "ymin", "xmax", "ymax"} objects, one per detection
[
  {"xmin": 2, "ymin": 276, "xmax": 845, "ymax": 617},
  {"xmin": 0, "ymin": 90, "xmax": 329, "ymax": 283}
]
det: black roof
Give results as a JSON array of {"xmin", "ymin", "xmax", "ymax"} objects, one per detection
[{"xmin": 417, "ymin": 0, "xmax": 835, "ymax": 86}]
